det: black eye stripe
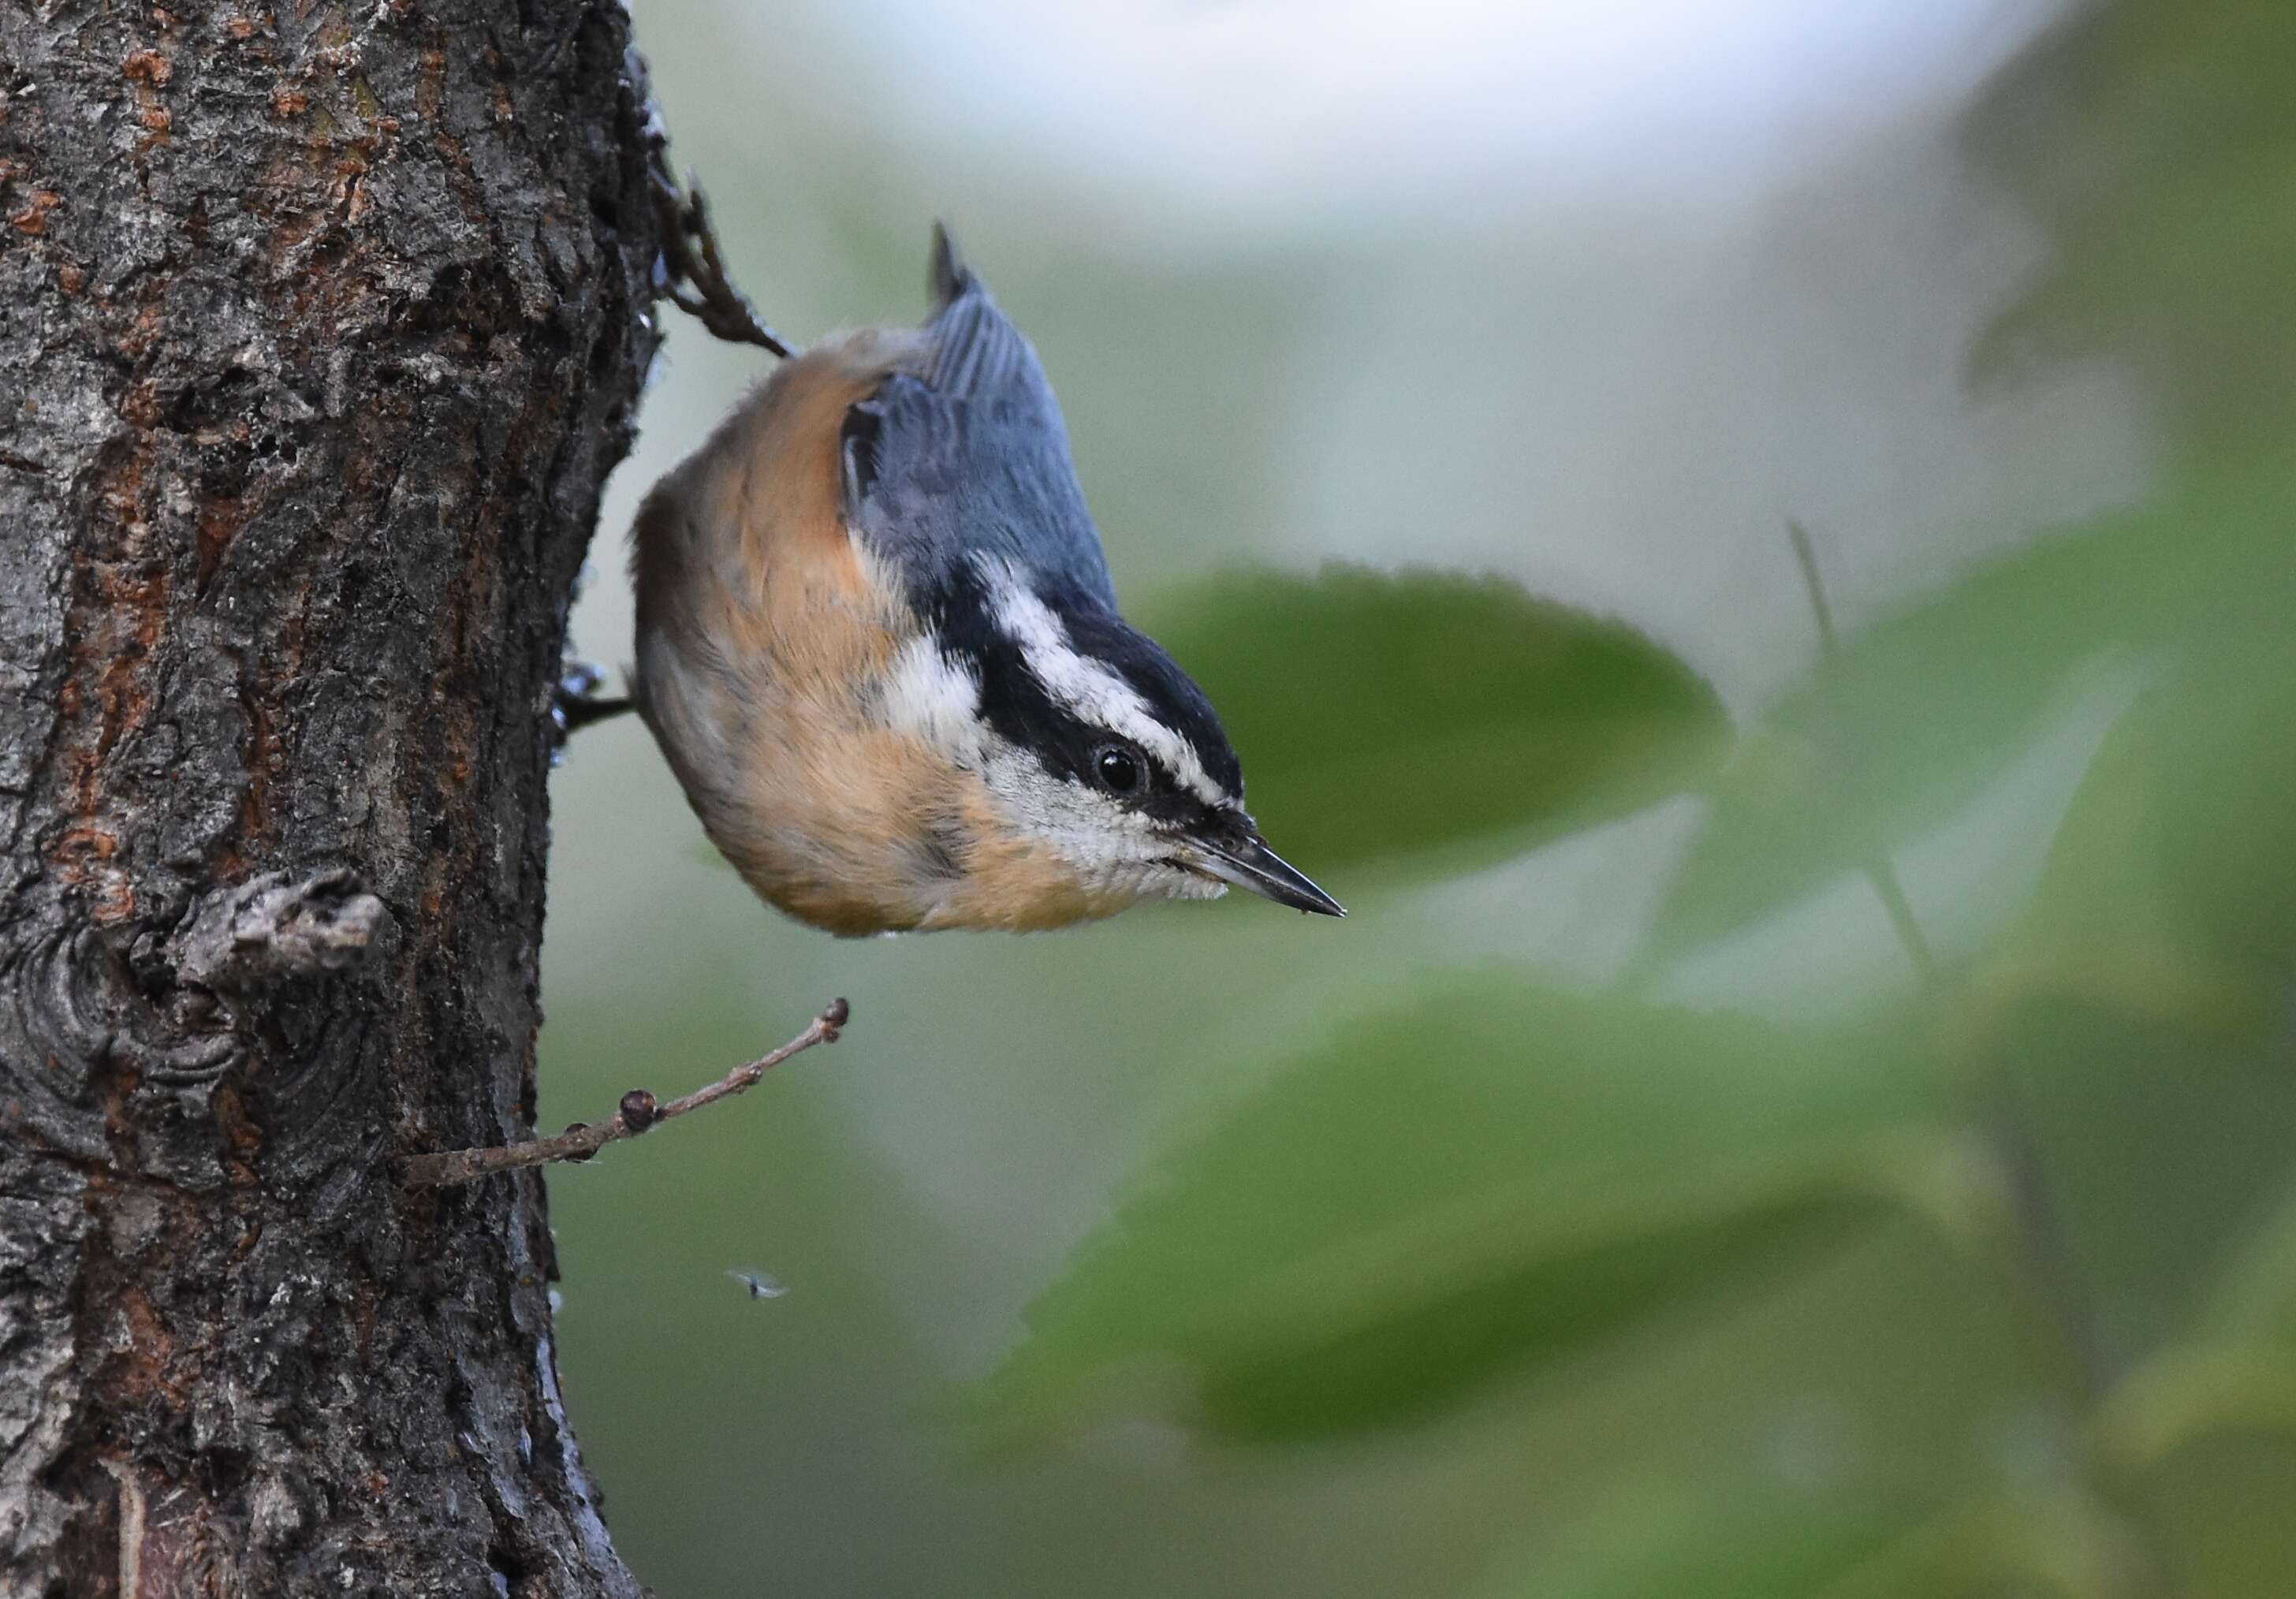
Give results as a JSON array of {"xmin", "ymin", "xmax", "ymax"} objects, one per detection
[
  {"xmin": 1057, "ymin": 608, "xmax": 1243, "ymax": 798},
  {"xmin": 922, "ymin": 566, "xmax": 1241, "ymax": 811}
]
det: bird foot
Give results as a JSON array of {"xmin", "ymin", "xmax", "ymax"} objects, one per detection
[
  {"xmin": 647, "ymin": 144, "xmax": 794, "ymax": 356},
  {"xmin": 551, "ymin": 659, "xmax": 632, "ymax": 751}
]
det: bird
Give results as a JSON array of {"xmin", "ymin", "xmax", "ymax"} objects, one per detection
[{"xmin": 628, "ymin": 225, "xmax": 1342, "ymax": 937}]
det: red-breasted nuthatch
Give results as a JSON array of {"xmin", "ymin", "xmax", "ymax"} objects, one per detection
[{"xmin": 630, "ymin": 227, "xmax": 1343, "ymax": 936}]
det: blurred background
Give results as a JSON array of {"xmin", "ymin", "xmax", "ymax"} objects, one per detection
[{"xmin": 540, "ymin": 1, "xmax": 2296, "ymax": 1593}]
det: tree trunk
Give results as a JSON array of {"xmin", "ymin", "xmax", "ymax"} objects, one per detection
[{"xmin": 0, "ymin": 2, "xmax": 662, "ymax": 1593}]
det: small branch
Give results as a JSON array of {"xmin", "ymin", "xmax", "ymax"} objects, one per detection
[
  {"xmin": 647, "ymin": 147, "xmax": 793, "ymax": 356},
  {"xmin": 1787, "ymin": 518, "xmax": 1941, "ymax": 990},
  {"xmin": 403, "ymin": 998, "xmax": 849, "ymax": 1187}
]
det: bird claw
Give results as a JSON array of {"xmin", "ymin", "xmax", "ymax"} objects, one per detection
[
  {"xmin": 647, "ymin": 146, "xmax": 794, "ymax": 356},
  {"xmin": 551, "ymin": 659, "xmax": 631, "ymax": 754}
]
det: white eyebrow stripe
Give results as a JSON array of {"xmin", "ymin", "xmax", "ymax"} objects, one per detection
[{"xmin": 978, "ymin": 559, "xmax": 1226, "ymax": 807}]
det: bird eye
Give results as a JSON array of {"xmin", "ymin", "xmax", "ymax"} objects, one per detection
[{"xmin": 1093, "ymin": 744, "xmax": 1144, "ymax": 796}]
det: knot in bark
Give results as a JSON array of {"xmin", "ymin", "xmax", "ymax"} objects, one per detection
[{"xmin": 170, "ymin": 867, "xmax": 392, "ymax": 993}]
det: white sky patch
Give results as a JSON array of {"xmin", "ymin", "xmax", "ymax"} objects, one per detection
[
  {"xmin": 788, "ymin": 0, "xmax": 2063, "ymax": 226},
  {"xmin": 975, "ymin": 557, "xmax": 1229, "ymax": 807}
]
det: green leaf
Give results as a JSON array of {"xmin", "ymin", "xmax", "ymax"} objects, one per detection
[
  {"xmin": 985, "ymin": 978, "xmax": 1950, "ymax": 1442},
  {"xmin": 2205, "ymin": 1180, "xmax": 2296, "ymax": 1344},
  {"xmin": 1817, "ymin": 1493, "xmax": 2136, "ymax": 1599},
  {"xmin": 1642, "ymin": 519, "xmax": 2148, "ymax": 971},
  {"xmin": 1143, "ymin": 565, "xmax": 1728, "ymax": 877},
  {"xmin": 1478, "ymin": 1475, "xmax": 1906, "ymax": 1599},
  {"xmin": 1642, "ymin": 453, "xmax": 2293, "ymax": 971},
  {"xmin": 1500, "ymin": 1486, "xmax": 2141, "ymax": 1599},
  {"xmin": 1963, "ymin": 633, "xmax": 2296, "ymax": 1055},
  {"xmin": 1962, "ymin": 0, "xmax": 2296, "ymax": 448},
  {"xmin": 2093, "ymin": 1344, "xmax": 2296, "ymax": 1470}
]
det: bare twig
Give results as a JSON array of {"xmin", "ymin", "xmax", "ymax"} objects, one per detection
[
  {"xmin": 403, "ymin": 998, "xmax": 849, "ymax": 1187},
  {"xmin": 1787, "ymin": 518, "xmax": 1940, "ymax": 989},
  {"xmin": 647, "ymin": 148, "xmax": 793, "ymax": 356}
]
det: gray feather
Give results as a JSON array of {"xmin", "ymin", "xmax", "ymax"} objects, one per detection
[
  {"xmin": 844, "ymin": 229, "xmax": 1120, "ymax": 609},
  {"xmin": 928, "ymin": 220, "xmax": 968, "ymax": 311}
]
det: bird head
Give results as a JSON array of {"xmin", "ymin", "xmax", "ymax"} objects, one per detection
[{"xmin": 873, "ymin": 546, "xmax": 1343, "ymax": 919}]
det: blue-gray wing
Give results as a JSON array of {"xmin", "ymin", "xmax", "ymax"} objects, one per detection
[{"xmin": 840, "ymin": 227, "xmax": 1120, "ymax": 609}]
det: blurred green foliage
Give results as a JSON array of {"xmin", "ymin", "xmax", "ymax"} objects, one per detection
[
  {"xmin": 978, "ymin": 0, "xmax": 2296, "ymax": 1592},
  {"xmin": 1640, "ymin": 472, "xmax": 2277, "ymax": 967},
  {"xmin": 988, "ymin": 982, "xmax": 1945, "ymax": 1441},
  {"xmin": 1474, "ymin": 1474, "xmax": 1905, "ymax": 1599},
  {"xmin": 1960, "ymin": 0, "xmax": 2296, "ymax": 448},
  {"xmin": 539, "ymin": 0, "xmax": 2296, "ymax": 1593}
]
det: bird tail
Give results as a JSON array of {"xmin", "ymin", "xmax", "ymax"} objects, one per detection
[
  {"xmin": 916, "ymin": 222, "xmax": 1034, "ymax": 401},
  {"xmin": 929, "ymin": 220, "xmax": 971, "ymax": 311}
]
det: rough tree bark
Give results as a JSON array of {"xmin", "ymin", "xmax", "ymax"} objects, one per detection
[{"xmin": 0, "ymin": 2, "xmax": 670, "ymax": 1593}]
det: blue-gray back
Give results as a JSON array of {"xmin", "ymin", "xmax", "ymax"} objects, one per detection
[{"xmin": 840, "ymin": 231, "xmax": 1120, "ymax": 612}]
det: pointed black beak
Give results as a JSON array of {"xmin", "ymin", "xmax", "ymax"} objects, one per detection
[{"xmin": 1183, "ymin": 832, "xmax": 1345, "ymax": 918}]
